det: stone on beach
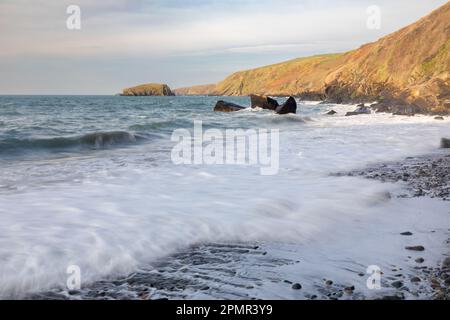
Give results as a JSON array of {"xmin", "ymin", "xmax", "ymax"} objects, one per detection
[
  {"xmin": 250, "ymin": 94, "xmax": 279, "ymax": 110},
  {"xmin": 441, "ymin": 138, "xmax": 450, "ymax": 148},
  {"xmin": 291, "ymin": 283, "xmax": 302, "ymax": 290},
  {"xmin": 214, "ymin": 101, "xmax": 246, "ymax": 112},
  {"xmin": 405, "ymin": 246, "xmax": 425, "ymax": 251},
  {"xmin": 391, "ymin": 280, "xmax": 403, "ymax": 288},
  {"xmin": 415, "ymin": 257, "xmax": 425, "ymax": 264}
]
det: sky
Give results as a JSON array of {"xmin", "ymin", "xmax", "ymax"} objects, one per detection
[{"xmin": 0, "ymin": 0, "xmax": 447, "ymax": 94}]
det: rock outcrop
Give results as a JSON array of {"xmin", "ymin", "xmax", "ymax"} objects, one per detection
[
  {"xmin": 122, "ymin": 83, "xmax": 175, "ymax": 96},
  {"xmin": 275, "ymin": 97, "xmax": 297, "ymax": 115},
  {"xmin": 250, "ymin": 95, "xmax": 279, "ymax": 110}
]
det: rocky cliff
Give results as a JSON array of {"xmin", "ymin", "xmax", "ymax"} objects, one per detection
[
  {"xmin": 176, "ymin": 2, "xmax": 450, "ymax": 113},
  {"xmin": 173, "ymin": 84, "xmax": 217, "ymax": 96}
]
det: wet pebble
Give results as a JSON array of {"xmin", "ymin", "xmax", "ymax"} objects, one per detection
[
  {"xmin": 411, "ymin": 277, "xmax": 421, "ymax": 283},
  {"xmin": 344, "ymin": 286, "xmax": 355, "ymax": 294},
  {"xmin": 292, "ymin": 283, "xmax": 302, "ymax": 290}
]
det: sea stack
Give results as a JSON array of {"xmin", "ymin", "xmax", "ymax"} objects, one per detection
[
  {"xmin": 122, "ymin": 83, "xmax": 175, "ymax": 96},
  {"xmin": 275, "ymin": 97, "xmax": 297, "ymax": 114}
]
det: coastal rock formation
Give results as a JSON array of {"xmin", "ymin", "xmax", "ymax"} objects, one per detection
[
  {"xmin": 275, "ymin": 97, "xmax": 297, "ymax": 115},
  {"xmin": 326, "ymin": 110, "xmax": 337, "ymax": 115},
  {"xmin": 178, "ymin": 3, "xmax": 450, "ymax": 114},
  {"xmin": 214, "ymin": 101, "xmax": 246, "ymax": 112},
  {"xmin": 122, "ymin": 83, "xmax": 175, "ymax": 96},
  {"xmin": 250, "ymin": 95, "xmax": 279, "ymax": 110}
]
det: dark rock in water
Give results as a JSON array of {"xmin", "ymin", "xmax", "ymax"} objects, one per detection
[
  {"xmin": 250, "ymin": 94, "xmax": 279, "ymax": 110},
  {"xmin": 410, "ymin": 277, "xmax": 421, "ymax": 283},
  {"xmin": 345, "ymin": 105, "xmax": 371, "ymax": 116},
  {"xmin": 435, "ymin": 116, "xmax": 444, "ymax": 120},
  {"xmin": 326, "ymin": 110, "xmax": 337, "ymax": 115},
  {"xmin": 405, "ymin": 246, "xmax": 425, "ymax": 251},
  {"xmin": 371, "ymin": 100, "xmax": 426, "ymax": 116},
  {"xmin": 291, "ymin": 283, "xmax": 302, "ymax": 290},
  {"xmin": 214, "ymin": 101, "xmax": 246, "ymax": 112},
  {"xmin": 392, "ymin": 105, "xmax": 417, "ymax": 116},
  {"xmin": 400, "ymin": 231, "xmax": 413, "ymax": 236},
  {"xmin": 391, "ymin": 280, "xmax": 403, "ymax": 288},
  {"xmin": 325, "ymin": 280, "xmax": 333, "ymax": 286},
  {"xmin": 441, "ymin": 138, "xmax": 450, "ymax": 148},
  {"xmin": 275, "ymin": 97, "xmax": 297, "ymax": 115}
]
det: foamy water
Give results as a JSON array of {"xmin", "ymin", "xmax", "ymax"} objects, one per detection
[{"xmin": 0, "ymin": 96, "xmax": 449, "ymax": 298}]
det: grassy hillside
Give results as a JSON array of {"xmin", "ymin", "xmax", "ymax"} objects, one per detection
[{"xmin": 176, "ymin": 2, "xmax": 450, "ymax": 112}]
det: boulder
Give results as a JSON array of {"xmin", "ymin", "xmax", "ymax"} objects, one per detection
[
  {"xmin": 441, "ymin": 138, "xmax": 450, "ymax": 148},
  {"xmin": 250, "ymin": 95, "xmax": 279, "ymax": 110},
  {"xmin": 345, "ymin": 105, "xmax": 371, "ymax": 116},
  {"xmin": 214, "ymin": 101, "xmax": 246, "ymax": 112},
  {"xmin": 326, "ymin": 110, "xmax": 337, "ymax": 115},
  {"xmin": 275, "ymin": 97, "xmax": 297, "ymax": 115}
]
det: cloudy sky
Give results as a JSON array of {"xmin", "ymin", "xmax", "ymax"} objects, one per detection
[{"xmin": 0, "ymin": 0, "xmax": 447, "ymax": 94}]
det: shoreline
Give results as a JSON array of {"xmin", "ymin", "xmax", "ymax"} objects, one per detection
[{"xmin": 24, "ymin": 149, "xmax": 450, "ymax": 300}]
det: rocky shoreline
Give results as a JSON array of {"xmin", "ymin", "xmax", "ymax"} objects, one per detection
[
  {"xmin": 343, "ymin": 150, "xmax": 450, "ymax": 299},
  {"xmin": 25, "ymin": 148, "xmax": 450, "ymax": 301}
]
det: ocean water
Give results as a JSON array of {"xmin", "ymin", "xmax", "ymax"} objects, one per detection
[{"xmin": 0, "ymin": 95, "xmax": 449, "ymax": 299}]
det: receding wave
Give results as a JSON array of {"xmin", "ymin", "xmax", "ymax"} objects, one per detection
[{"xmin": 0, "ymin": 131, "xmax": 145, "ymax": 154}]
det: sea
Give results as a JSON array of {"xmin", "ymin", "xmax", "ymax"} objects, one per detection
[{"xmin": 0, "ymin": 95, "xmax": 449, "ymax": 299}]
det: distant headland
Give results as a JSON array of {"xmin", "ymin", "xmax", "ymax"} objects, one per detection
[{"xmin": 121, "ymin": 83, "xmax": 175, "ymax": 96}]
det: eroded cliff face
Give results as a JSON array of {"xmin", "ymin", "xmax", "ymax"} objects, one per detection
[
  {"xmin": 122, "ymin": 83, "xmax": 175, "ymax": 96},
  {"xmin": 177, "ymin": 2, "xmax": 450, "ymax": 113}
]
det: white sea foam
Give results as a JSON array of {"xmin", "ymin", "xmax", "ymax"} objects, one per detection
[{"xmin": 0, "ymin": 102, "xmax": 449, "ymax": 298}]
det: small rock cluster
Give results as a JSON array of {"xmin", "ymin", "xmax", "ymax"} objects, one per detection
[
  {"xmin": 214, "ymin": 95, "xmax": 297, "ymax": 114},
  {"xmin": 345, "ymin": 152, "xmax": 450, "ymax": 200}
]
